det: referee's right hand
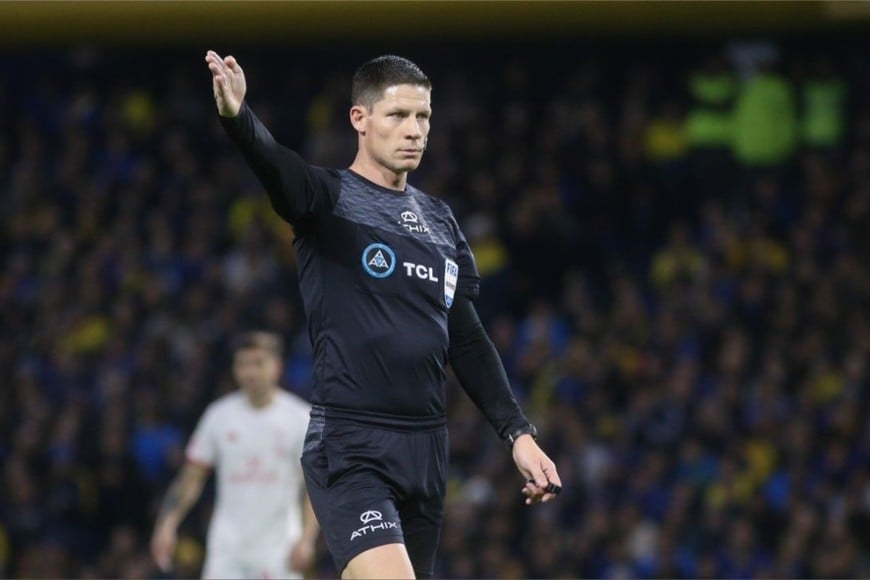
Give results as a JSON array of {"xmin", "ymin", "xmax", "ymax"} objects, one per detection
[{"xmin": 205, "ymin": 50, "xmax": 246, "ymax": 118}]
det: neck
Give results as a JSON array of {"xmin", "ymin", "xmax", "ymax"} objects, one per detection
[
  {"xmin": 349, "ymin": 155, "xmax": 406, "ymax": 191},
  {"xmin": 245, "ymin": 386, "xmax": 275, "ymax": 409}
]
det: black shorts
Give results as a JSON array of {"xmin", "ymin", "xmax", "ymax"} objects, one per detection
[{"xmin": 300, "ymin": 407, "xmax": 448, "ymax": 578}]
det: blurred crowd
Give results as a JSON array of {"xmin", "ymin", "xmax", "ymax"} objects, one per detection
[{"xmin": 1, "ymin": 39, "xmax": 869, "ymax": 578}]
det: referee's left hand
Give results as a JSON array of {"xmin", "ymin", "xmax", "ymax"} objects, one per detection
[{"xmin": 512, "ymin": 435, "xmax": 562, "ymax": 505}]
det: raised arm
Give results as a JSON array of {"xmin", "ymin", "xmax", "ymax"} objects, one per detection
[
  {"xmin": 205, "ymin": 50, "xmax": 336, "ymax": 224},
  {"xmin": 150, "ymin": 462, "xmax": 210, "ymax": 572}
]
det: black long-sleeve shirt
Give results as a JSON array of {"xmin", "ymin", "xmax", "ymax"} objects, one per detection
[{"xmin": 221, "ymin": 103, "xmax": 528, "ymax": 439}]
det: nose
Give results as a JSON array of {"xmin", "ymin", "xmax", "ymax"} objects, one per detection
[{"xmin": 403, "ymin": 116, "xmax": 423, "ymax": 139}]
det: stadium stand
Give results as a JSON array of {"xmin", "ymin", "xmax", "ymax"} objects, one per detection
[{"xmin": 1, "ymin": 39, "xmax": 868, "ymax": 578}]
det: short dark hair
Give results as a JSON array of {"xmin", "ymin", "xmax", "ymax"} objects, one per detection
[
  {"xmin": 351, "ymin": 55, "xmax": 431, "ymax": 111},
  {"xmin": 231, "ymin": 331, "xmax": 284, "ymax": 359}
]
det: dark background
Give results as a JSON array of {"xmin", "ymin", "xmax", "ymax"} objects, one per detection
[{"xmin": 1, "ymin": 2, "xmax": 869, "ymax": 578}]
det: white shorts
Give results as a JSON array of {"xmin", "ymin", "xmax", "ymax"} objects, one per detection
[{"xmin": 201, "ymin": 550, "xmax": 302, "ymax": 580}]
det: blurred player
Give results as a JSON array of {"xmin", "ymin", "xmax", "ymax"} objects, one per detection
[
  {"xmin": 150, "ymin": 331, "xmax": 318, "ymax": 579},
  {"xmin": 206, "ymin": 50, "xmax": 562, "ymax": 579}
]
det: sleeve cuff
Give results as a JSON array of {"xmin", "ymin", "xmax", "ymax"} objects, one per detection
[{"xmin": 218, "ymin": 101, "xmax": 248, "ymax": 129}]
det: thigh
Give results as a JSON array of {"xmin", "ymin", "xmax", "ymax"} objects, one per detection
[
  {"xmin": 400, "ymin": 428, "xmax": 448, "ymax": 579},
  {"xmin": 400, "ymin": 500, "xmax": 444, "ymax": 580},
  {"xmin": 301, "ymin": 421, "xmax": 406, "ymax": 575},
  {"xmin": 305, "ymin": 472, "xmax": 406, "ymax": 576},
  {"xmin": 343, "ymin": 543, "xmax": 415, "ymax": 580}
]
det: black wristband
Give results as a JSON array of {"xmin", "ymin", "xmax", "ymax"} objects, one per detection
[{"xmin": 506, "ymin": 424, "xmax": 537, "ymax": 447}]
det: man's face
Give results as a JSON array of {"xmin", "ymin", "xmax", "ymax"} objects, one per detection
[
  {"xmin": 353, "ymin": 84, "xmax": 431, "ymax": 174},
  {"xmin": 233, "ymin": 347, "xmax": 280, "ymax": 395}
]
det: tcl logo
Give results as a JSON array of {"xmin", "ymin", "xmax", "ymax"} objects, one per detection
[{"xmin": 403, "ymin": 262, "xmax": 439, "ymax": 283}]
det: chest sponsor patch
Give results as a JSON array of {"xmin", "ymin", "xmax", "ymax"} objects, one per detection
[
  {"xmin": 444, "ymin": 259, "xmax": 458, "ymax": 308},
  {"xmin": 362, "ymin": 243, "xmax": 396, "ymax": 278}
]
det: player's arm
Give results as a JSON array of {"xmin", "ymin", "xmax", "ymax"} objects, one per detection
[
  {"xmin": 150, "ymin": 462, "xmax": 211, "ymax": 572},
  {"xmin": 289, "ymin": 484, "xmax": 320, "ymax": 572},
  {"xmin": 205, "ymin": 50, "xmax": 335, "ymax": 224},
  {"xmin": 301, "ymin": 487, "xmax": 319, "ymax": 548},
  {"xmin": 447, "ymin": 296, "xmax": 562, "ymax": 504}
]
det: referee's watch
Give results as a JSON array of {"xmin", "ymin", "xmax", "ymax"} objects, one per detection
[{"xmin": 506, "ymin": 424, "xmax": 537, "ymax": 447}]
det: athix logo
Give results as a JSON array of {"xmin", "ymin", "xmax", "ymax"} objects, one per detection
[
  {"xmin": 350, "ymin": 510, "xmax": 399, "ymax": 541},
  {"xmin": 360, "ymin": 510, "xmax": 382, "ymax": 524},
  {"xmin": 361, "ymin": 243, "xmax": 396, "ymax": 278},
  {"xmin": 400, "ymin": 210, "xmax": 430, "ymax": 235}
]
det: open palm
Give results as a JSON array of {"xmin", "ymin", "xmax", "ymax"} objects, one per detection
[{"xmin": 205, "ymin": 50, "xmax": 246, "ymax": 118}]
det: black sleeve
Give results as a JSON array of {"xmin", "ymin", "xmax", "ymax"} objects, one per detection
[
  {"xmin": 450, "ymin": 214, "xmax": 480, "ymax": 298},
  {"xmin": 220, "ymin": 102, "xmax": 337, "ymax": 224},
  {"xmin": 448, "ymin": 295, "xmax": 530, "ymax": 441}
]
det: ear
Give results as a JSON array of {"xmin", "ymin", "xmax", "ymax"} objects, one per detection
[{"xmin": 349, "ymin": 105, "xmax": 368, "ymax": 134}]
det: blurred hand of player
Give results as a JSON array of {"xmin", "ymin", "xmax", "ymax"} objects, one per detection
[
  {"xmin": 512, "ymin": 434, "xmax": 562, "ymax": 505},
  {"xmin": 205, "ymin": 50, "xmax": 246, "ymax": 118},
  {"xmin": 288, "ymin": 537, "xmax": 316, "ymax": 573},
  {"xmin": 150, "ymin": 521, "xmax": 177, "ymax": 572}
]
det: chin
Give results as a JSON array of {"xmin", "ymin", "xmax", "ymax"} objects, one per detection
[{"xmin": 395, "ymin": 159, "xmax": 422, "ymax": 173}]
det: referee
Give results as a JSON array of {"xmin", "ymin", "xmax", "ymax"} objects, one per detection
[{"xmin": 206, "ymin": 50, "xmax": 562, "ymax": 579}]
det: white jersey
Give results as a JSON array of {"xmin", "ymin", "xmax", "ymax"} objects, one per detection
[{"xmin": 186, "ymin": 390, "xmax": 310, "ymax": 560}]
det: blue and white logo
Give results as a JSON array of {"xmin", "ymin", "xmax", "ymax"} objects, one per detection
[
  {"xmin": 444, "ymin": 259, "xmax": 458, "ymax": 308},
  {"xmin": 361, "ymin": 243, "xmax": 396, "ymax": 278}
]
